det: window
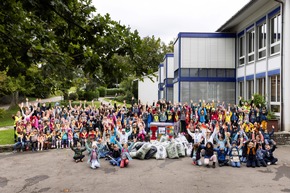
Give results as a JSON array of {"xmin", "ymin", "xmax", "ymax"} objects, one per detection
[
  {"xmin": 226, "ymin": 69, "xmax": 235, "ymax": 78},
  {"xmin": 217, "ymin": 69, "xmax": 225, "ymax": 77},
  {"xmin": 181, "ymin": 68, "xmax": 189, "ymax": 77},
  {"xmin": 258, "ymin": 23, "xmax": 267, "ymax": 59},
  {"xmin": 208, "ymin": 69, "xmax": 216, "ymax": 77},
  {"xmin": 238, "ymin": 36, "xmax": 245, "ymax": 65},
  {"xmin": 270, "ymin": 14, "xmax": 281, "ymax": 55},
  {"xmin": 247, "ymin": 29, "xmax": 255, "ymax": 63},
  {"xmin": 270, "ymin": 75, "xmax": 280, "ymax": 102},
  {"xmin": 256, "ymin": 78, "xmax": 266, "ymax": 97},
  {"xmin": 199, "ymin": 68, "xmax": 207, "ymax": 77},
  {"xmin": 167, "ymin": 78, "xmax": 173, "ymax": 84},
  {"xmin": 238, "ymin": 81, "xmax": 244, "ymax": 98},
  {"xmin": 247, "ymin": 80, "xmax": 254, "ymax": 100},
  {"xmin": 190, "ymin": 69, "xmax": 198, "ymax": 77}
]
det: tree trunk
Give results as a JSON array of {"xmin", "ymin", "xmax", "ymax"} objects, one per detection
[{"xmin": 10, "ymin": 91, "xmax": 19, "ymax": 109}]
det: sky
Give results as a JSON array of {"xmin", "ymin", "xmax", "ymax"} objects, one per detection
[{"xmin": 92, "ymin": 0, "xmax": 251, "ymax": 44}]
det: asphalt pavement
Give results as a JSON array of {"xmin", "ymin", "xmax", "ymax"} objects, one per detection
[{"xmin": 0, "ymin": 145, "xmax": 289, "ymax": 193}]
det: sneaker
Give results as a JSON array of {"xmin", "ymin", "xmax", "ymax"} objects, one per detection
[
  {"xmin": 212, "ymin": 164, "xmax": 216, "ymax": 168},
  {"xmin": 192, "ymin": 161, "xmax": 196, "ymax": 165},
  {"xmin": 267, "ymin": 162, "xmax": 271, "ymax": 165},
  {"xmin": 75, "ymin": 160, "xmax": 79, "ymax": 163},
  {"xmin": 206, "ymin": 164, "xmax": 210, "ymax": 168},
  {"xmin": 274, "ymin": 162, "xmax": 278, "ymax": 165}
]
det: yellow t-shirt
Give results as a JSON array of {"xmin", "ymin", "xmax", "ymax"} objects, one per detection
[{"xmin": 14, "ymin": 116, "xmax": 21, "ymax": 127}]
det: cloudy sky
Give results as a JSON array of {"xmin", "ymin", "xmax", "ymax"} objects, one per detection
[{"xmin": 92, "ymin": 0, "xmax": 251, "ymax": 44}]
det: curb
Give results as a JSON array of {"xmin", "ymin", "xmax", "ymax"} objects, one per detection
[{"xmin": 0, "ymin": 144, "xmax": 13, "ymax": 153}]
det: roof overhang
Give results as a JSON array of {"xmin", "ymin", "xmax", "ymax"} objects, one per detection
[{"xmin": 216, "ymin": 0, "xmax": 279, "ymax": 32}]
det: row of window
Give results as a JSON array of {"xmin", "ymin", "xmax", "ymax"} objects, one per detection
[
  {"xmin": 174, "ymin": 68, "xmax": 236, "ymax": 79},
  {"xmin": 238, "ymin": 74, "xmax": 280, "ymax": 112},
  {"xmin": 238, "ymin": 12, "xmax": 281, "ymax": 66},
  {"xmin": 179, "ymin": 82, "xmax": 235, "ymax": 104}
]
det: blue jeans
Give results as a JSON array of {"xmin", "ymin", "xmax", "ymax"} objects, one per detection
[
  {"xmin": 231, "ymin": 162, "xmax": 241, "ymax": 167},
  {"xmin": 109, "ymin": 157, "xmax": 121, "ymax": 166},
  {"xmin": 14, "ymin": 142, "xmax": 24, "ymax": 151}
]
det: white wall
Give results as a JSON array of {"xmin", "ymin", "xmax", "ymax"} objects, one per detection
[
  {"xmin": 256, "ymin": 60, "xmax": 267, "ymax": 73},
  {"xmin": 237, "ymin": 66, "xmax": 245, "ymax": 78},
  {"xmin": 174, "ymin": 39, "xmax": 180, "ymax": 71},
  {"xmin": 173, "ymin": 82, "xmax": 179, "ymax": 103},
  {"xmin": 246, "ymin": 63, "xmax": 255, "ymax": 76},
  {"xmin": 167, "ymin": 56, "xmax": 174, "ymax": 78},
  {"xmin": 268, "ymin": 55, "xmax": 281, "ymax": 71},
  {"xmin": 180, "ymin": 37, "xmax": 235, "ymax": 69},
  {"xmin": 138, "ymin": 74, "xmax": 158, "ymax": 105},
  {"xmin": 158, "ymin": 66, "xmax": 164, "ymax": 83}
]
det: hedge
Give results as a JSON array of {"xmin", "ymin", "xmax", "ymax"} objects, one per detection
[
  {"xmin": 106, "ymin": 88, "xmax": 125, "ymax": 96},
  {"xmin": 98, "ymin": 86, "xmax": 107, "ymax": 97}
]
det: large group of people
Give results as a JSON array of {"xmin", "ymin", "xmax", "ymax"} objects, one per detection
[{"xmin": 12, "ymin": 96, "xmax": 278, "ymax": 169}]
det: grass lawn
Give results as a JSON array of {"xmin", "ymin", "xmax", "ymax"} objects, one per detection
[
  {"xmin": 0, "ymin": 129, "xmax": 14, "ymax": 145},
  {"xmin": 103, "ymin": 98, "xmax": 131, "ymax": 108},
  {"xmin": 0, "ymin": 106, "xmax": 19, "ymax": 127}
]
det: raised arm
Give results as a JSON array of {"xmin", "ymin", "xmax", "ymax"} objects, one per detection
[
  {"xmin": 187, "ymin": 128, "xmax": 195, "ymax": 138},
  {"xmin": 127, "ymin": 125, "xmax": 133, "ymax": 136},
  {"xmin": 85, "ymin": 141, "xmax": 91, "ymax": 152},
  {"xmin": 115, "ymin": 139, "xmax": 123, "ymax": 149}
]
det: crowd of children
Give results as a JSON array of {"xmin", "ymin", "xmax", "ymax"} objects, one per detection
[{"xmin": 12, "ymin": 96, "xmax": 278, "ymax": 169}]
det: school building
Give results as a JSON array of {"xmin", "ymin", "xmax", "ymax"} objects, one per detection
[{"xmin": 157, "ymin": 0, "xmax": 289, "ymax": 132}]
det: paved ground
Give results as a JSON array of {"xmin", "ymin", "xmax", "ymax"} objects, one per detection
[
  {"xmin": 0, "ymin": 96, "xmax": 62, "ymax": 111},
  {"xmin": 0, "ymin": 146, "xmax": 289, "ymax": 193}
]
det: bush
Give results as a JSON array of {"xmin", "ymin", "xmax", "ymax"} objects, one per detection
[
  {"xmin": 77, "ymin": 90, "xmax": 85, "ymax": 100},
  {"xmin": 98, "ymin": 86, "xmax": 107, "ymax": 97},
  {"xmin": 267, "ymin": 111, "xmax": 276, "ymax": 120},
  {"xmin": 0, "ymin": 108, "xmax": 5, "ymax": 118},
  {"xmin": 31, "ymin": 87, "xmax": 50, "ymax": 99},
  {"xmin": 68, "ymin": 93, "xmax": 78, "ymax": 101},
  {"xmin": 252, "ymin": 94, "xmax": 266, "ymax": 108},
  {"xmin": 106, "ymin": 88, "xmax": 125, "ymax": 96},
  {"xmin": 84, "ymin": 90, "xmax": 99, "ymax": 101},
  {"xmin": 0, "ymin": 95, "xmax": 12, "ymax": 105}
]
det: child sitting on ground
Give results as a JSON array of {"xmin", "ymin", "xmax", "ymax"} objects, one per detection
[
  {"xmin": 256, "ymin": 143, "xmax": 267, "ymax": 167},
  {"xmin": 115, "ymin": 138, "xmax": 136, "ymax": 168},
  {"xmin": 191, "ymin": 143, "xmax": 202, "ymax": 166},
  {"xmin": 107, "ymin": 141, "xmax": 121, "ymax": 166},
  {"xmin": 264, "ymin": 141, "xmax": 278, "ymax": 165},
  {"xmin": 71, "ymin": 142, "xmax": 86, "ymax": 163},
  {"xmin": 229, "ymin": 138, "xmax": 243, "ymax": 168},
  {"xmin": 246, "ymin": 140, "xmax": 257, "ymax": 168},
  {"xmin": 199, "ymin": 141, "xmax": 217, "ymax": 168}
]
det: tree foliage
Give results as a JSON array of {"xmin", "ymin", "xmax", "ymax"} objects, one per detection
[{"xmin": 0, "ymin": 0, "xmax": 172, "ymax": 105}]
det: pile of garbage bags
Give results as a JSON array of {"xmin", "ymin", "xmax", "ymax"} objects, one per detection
[{"xmin": 130, "ymin": 134, "xmax": 192, "ymax": 160}]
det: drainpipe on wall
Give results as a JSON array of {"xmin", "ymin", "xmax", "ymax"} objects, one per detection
[{"xmin": 274, "ymin": 0, "xmax": 284, "ymax": 131}]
